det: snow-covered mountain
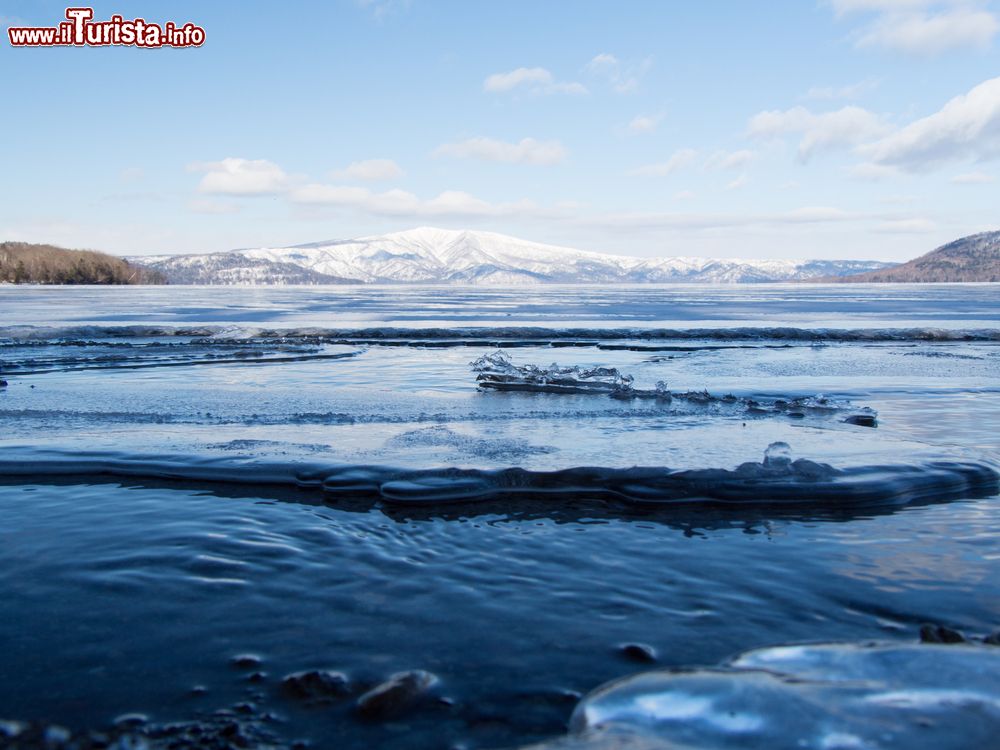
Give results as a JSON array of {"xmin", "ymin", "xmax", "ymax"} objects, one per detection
[{"xmin": 136, "ymin": 227, "xmax": 894, "ymax": 285}]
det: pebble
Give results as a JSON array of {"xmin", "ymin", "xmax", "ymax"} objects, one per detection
[
  {"xmin": 919, "ymin": 623, "xmax": 967, "ymax": 644},
  {"xmin": 843, "ymin": 414, "xmax": 878, "ymax": 427},
  {"xmin": 229, "ymin": 654, "xmax": 262, "ymax": 670},
  {"xmin": 619, "ymin": 643, "xmax": 658, "ymax": 663},
  {"xmin": 355, "ymin": 670, "xmax": 437, "ymax": 720},
  {"xmin": 281, "ymin": 670, "xmax": 351, "ymax": 702},
  {"xmin": 113, "ymin": 714, "xmax": 148, "ymax": 729}
]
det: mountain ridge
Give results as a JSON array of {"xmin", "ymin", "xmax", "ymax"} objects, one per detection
[
  {"xmin": 825, "ymin": 231, "xmax": 1000, "ymax": 283},
  {"xmin": 135, "ymin": 227, "xmax": 894, "ymax": 285}
]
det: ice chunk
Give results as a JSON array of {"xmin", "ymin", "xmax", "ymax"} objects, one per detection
[
  {"xmin": 763, "ymin": 442, "xmax": 793, "ymax": 469},
  {"xmin": 523, "ymin": 642, "xmax": 1000, "ymax": 750},
  {"xmin": 470, "ymin": 351, "xmax": 877, "ymax": 422}
]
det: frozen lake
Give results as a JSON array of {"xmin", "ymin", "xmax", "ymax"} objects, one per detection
[{"xmin": 1, "ymin": 283, "xmax": 998, "ymax": 749}]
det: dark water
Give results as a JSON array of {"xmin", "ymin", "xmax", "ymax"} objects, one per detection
[{"xmin": 1, "ymin": 480, "xmax": 998, "ymax": 748}]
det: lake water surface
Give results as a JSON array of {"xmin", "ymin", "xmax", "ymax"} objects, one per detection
[{"xmin": 1, "ymin": 284, "xmax": 998, "ymax": 749}]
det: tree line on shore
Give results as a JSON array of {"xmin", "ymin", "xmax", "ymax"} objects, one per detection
[{"xmin": 0, "ymin": 241, "xmax": 166, "ymax": 285}]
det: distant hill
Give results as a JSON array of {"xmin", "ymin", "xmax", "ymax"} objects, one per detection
[
  {"xmin": 828, "ymin": 231, "xmax": 1000, "ymax": 283},
  {"xmin": 136, "ymin": 251, "xmax": 355, "ymax": 285},
  {"xmin": 0, "ymin": 242, "xmax": 166, "ymax": 285},
  {"xmin": 136, "ymin": 227, "xmax": 894, "ymax": 285}
]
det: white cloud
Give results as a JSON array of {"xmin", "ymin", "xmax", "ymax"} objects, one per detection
[
  {"xmin": 804, "ymin": 79, "xmax": 879, "ymax": 100},
  {"xmin": 579, "ymin": 206, "xmax": 860, "ymax": 232},
  {"xmin": 484, "ymin": 67, "xmax": 546, "ymax": 91},
  {"xmin": 289, "ymin": 183, "xmax": 539, "ymax": 218},
  {"xmin": 585, "ymin": 53, "xmax": 651, "ymax": 93},
  {"xmin": 951, "ymin": 171, "xmax": 995, "ymax": 183},
  {"xmin": 356, "ymin": 0, "xmax": 410, "ymax": 21},
  {"xmin": 849, "ymin": 162, "xmax": 901, "ymax": 180},
  {"xmin": 627, "ymin": 149, "xmax": 698, "ymax": 177},
  {"xmin": 830, "ymin": 1, "xmax": 999, "ymax": 55},
  {"xmin": 861, "ymin": 76, "xmax": 1000, "ymax": 170},
  {"xmin": 830, "ymin": 0, "xmax": 934, "ymax": 14},
  {"xmin": 748, "ymin": 105, "xmax": 891, "ymax": 160},
  {"xmin": 331, "ymin": 159, "xmax": 404, "ymax": 182},
  {"xmin": 872, "ymin": 218, "xmax": 937, "ymax": 233},
  {"xmin": 119, "ymin": 167, "xmax": 144, "ymax": 183},
  {"xmin": 189, "ymin": 198, "xmax": 241, "ymax": 215},
  {"xmin": 627, "ymin": 113, "xmax": 663, "ymax": 134},
  {"xmin": 483, "ymin": 67, "xmax": 587, "ymax": 95},
  {"xmin": 433, "ymin": 136, "xmax": 567, "ymax": 165},
  {"xmin": 858, "ymin": 8, "xmax": 998, "ymax": 54},
  {"xmin": 726, "ymin": 175, "xmax": 749, "ymax": 190},
  {"xmin": 189, "ymin": 158, "xmax": 291, "ymax": 195},
  {"xmin": 705, "ymin": 149, "xmax": 756, "ymax": 170}
]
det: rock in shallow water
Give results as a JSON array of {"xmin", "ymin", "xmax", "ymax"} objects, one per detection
[
  {"xmin": 522, "ymin": 642, "xmax": 1000, "ymax": 750},
  {"xmin": 281, "ymin": 670, "xmax": 351, "ymax": 703},
  {"xmin": 618, "ymin": 644, "xmax": 657, "ymax": 664},
  {"xmin": 229, "ymin": 654, "xmax": 262, "ymax": 670},
  {"xmin": 919, "ymin": 624, "xmax": 967, "ymax": 644},
  {"xmin": 355, "ymin": 670, "xmax": 438, "ymax": 720}
]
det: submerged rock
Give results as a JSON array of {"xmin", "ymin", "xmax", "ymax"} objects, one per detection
[
  {"xmin": 355, "ymin": 670, "xmax": 437, "ymax": 720},
  {"xmin": 229, "ymin": 654, "xmax": 262, "ymax": 670},
  {"xmin": 844, "ymin": 414, "xmax": 878, "ymax": 427},
  {"xmin": 113, "ymin": 713, "xmax": 148, "ymax": 729},
  {"xmin": 920, "ymin": 624, "xmax": 967, "ymax": 644},
  {"xmin": 281, "ymin": 670, "xmax": 351, "ymax": 703},
  {"xmin": 0, "ymin": 704, "xmax": 284, "ymax": 750},
  {"xmin": 618, "ymin": 644, "xmax": 657, "ymax": 664}
]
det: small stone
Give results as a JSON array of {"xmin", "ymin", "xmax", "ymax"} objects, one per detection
[
  {"xmin": 246, "ymin": 671, "xmax": 267, "ymax": 684},
  {"xmin": 230, "ymin": 654, "xmax": 262, "ymax": 670},
  {"xmin": 43, "ymin": 725, "xmax": 72, "ymax": 746},
  {"xmin": 113, "ymin": 713, "xmax": 148, "ymax": 729},
  {"xmin": 0, "ymin": 721, "xmax": 26, "ymax": 738},
  {"xmin": 107, "ymin": 735, "xmax": 149, "ymax": 750},
  {"xmin": 619, "ymin": 643, "xmax": 657, "ymax": 663},
  {"xmin": 355, "ymin": 670, "xmax": 437, "ymax": 720},
  {"xmin": 189, "ymin": 685, "xmax": 208, "ymax": 697},
  {"xmin": 282, "ymin": 670, "xmax": 351, "ymax": 702},
  {"xmin": 983, "ymin": 631, "xmax": 1000, "ymax": 646},
  {"xmin": 0, "ymin": 380, "xmax": 7, "ymax": 388},
  {"xmin": 920, "ymin": 624, "xmax": 967, "ymax": 644},
  {"xmin": 844, "ymin": 414, "xmax": 878, "ymax": 428}
]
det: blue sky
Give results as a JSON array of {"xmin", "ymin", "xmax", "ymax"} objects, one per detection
[{"xmin": 2, "ymin": 0, "xmax": 998, "ymax": 260}]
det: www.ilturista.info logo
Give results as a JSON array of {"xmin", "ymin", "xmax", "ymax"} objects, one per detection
[{"xmin": 7, "ymin": 7, "xmax": 205, "ymax": 48}]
